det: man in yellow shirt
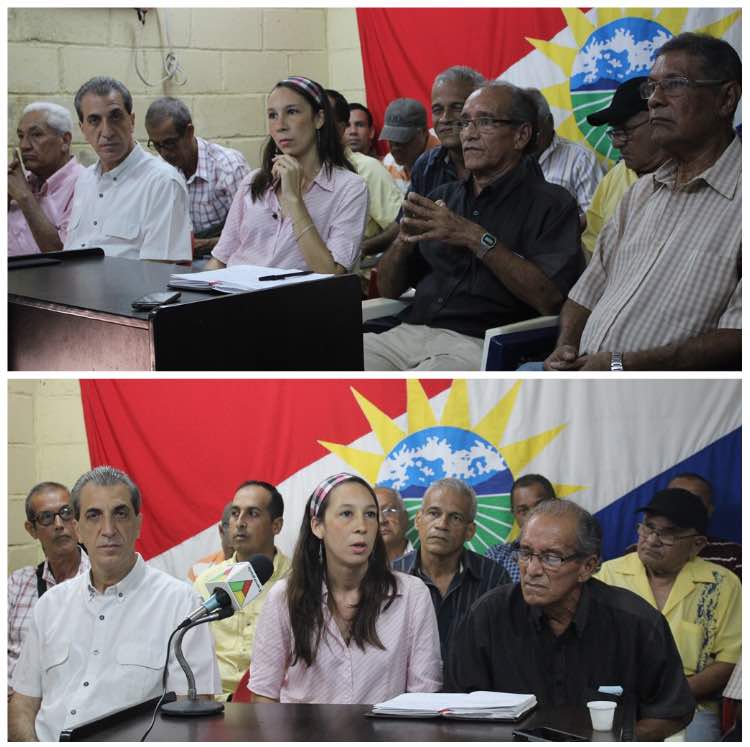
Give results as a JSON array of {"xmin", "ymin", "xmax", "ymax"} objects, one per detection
[
  {"xmin": 194, "ymin": 481, "xmax": 291, "ymax": 700},
  {"xmin": 597, "ymin": 488, "xmax": 740, "ymax": 741}
]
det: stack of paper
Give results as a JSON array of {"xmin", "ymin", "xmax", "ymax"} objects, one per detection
[
  {"xmin": 168, "ymin": 265, "xmax": 331, "ymax": 294},
  {"xmin": 371, "ymin": 691, "xmax": 537, "ymax": 721}
]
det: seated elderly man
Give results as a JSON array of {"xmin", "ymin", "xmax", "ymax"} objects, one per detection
[
  {"xmin": 582, "ymin": 77, "xmax": 667, "ymax": 257},
  {"xmin": 526, "ymin": 87, "xmax": 606, "ymax": 228},
  {"xmin": 446, "ymin": 500, "xmax": 695, "ymax": 740},
  {"xmin": 9, "ymin": 466, "xmax": 219, "ymax": 741},
  {"xmin": 364, "ymin": 82, "xmax": 583, "ymax": 371},
  {"xmin": 597, "ymin": 488, "xmax": 741, "ymax": 741},
  {"xmin": 9, "ymin": 103, "xmax": 85, "ymax": 255},
  {"xmin": 375, "ymin": 487, "xmax": 413, "ymax": 563},
  {"xmin": 545, "ymin": 33, "xmax": 741, "ymax": 371},
  {"xmin": 145, "ymin": 97, "xmax": 250, "ymax": 257},
  {"xmin": 64, "ymin": 76, "xmax": 192, "ymax": 261}
]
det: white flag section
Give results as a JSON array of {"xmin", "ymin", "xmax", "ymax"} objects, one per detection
[{"xmin": 150, "ymin": 379, "xmax": 739, "ymax": 580}]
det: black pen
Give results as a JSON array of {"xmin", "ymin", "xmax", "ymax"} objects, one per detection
[{"xmin": 258, "ymin": 270, "xmax": 314, "ymax": 281}]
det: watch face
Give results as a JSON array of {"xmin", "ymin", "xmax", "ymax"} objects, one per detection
[{"xmin": 481, "ymin": 233, "xmax": 496, "ymax": 249}]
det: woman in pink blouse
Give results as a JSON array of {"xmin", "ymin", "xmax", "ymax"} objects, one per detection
[
  {"xmin": 249, "ymin": 473, "xmax": 442, "ymax": 704},
  {"xmin": 207, "ymin": 76, "xmax": 368, "ymax": 274}
]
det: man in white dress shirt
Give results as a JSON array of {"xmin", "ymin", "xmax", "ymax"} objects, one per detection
[
  {"xmin": 64, "ymin": 76, "xmax": 192, "ymax": 261},
  {"xmin": 9, "ymin": 466, "xmax": 220, "ymax": 741}
]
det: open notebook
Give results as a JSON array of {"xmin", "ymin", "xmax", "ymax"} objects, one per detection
[
  {"xmin": 370, "ymin": 691, "xmax": 537, "ymax": 721},
  {"xmin": 169, "ymin": 265, "xmax": 331, "ymax": 294}
]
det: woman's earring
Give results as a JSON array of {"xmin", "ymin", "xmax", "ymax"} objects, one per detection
[{"xmin": 318, "ymin": 539, "xmax": 324, "ymax": 564}]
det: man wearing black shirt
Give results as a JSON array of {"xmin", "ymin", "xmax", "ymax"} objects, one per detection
[
  {"xmin": 364, "ymin": 82, "xmax": 583, "ymax": 370},
  {"xmin": 391, "ymin": 478, "xmax": 510, "ymax": 660},
  {"xmin": 445, "ymin": 499, "xmax": 694, "ymax": 740}
]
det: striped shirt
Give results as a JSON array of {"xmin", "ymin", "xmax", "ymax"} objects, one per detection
[
  {"xmin": 538, "ymin": 133, "xmax": 606, "ymax": 215},
  {"xmin": 212, "ymin": 166, "xmax": 368, "ymax": 271},
  {"xmin": 571, "ymin": 135, "xmax": 741, "ymax": 355},
  {"xmin": 7, "ymin": 550, "xmax": 90, "ymax": 692},
  {"xmin": 186, "ymin": 137, "xmax": 250, "ymax": 235},
  {"xmin": 392, "ymin": 549, "xmax": 511, "ymax": 660},
  {"xmin": 485, "ymin": 539, "xmax": 521, "ymax": 583},
  {"xmin": 250, "ymin": 573, "xmax": 442, "ymax": 703}
]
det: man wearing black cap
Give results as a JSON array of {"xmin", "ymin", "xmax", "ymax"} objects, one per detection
[
  {"xmin": 597, "ymin": 488, "xmax": 741, "ymax": 741},
  {"xmin": 380, "ymin": 98, "xmax": 440, "ymax": 194},
  {"xmin": 581, "ymin": 77, "xmax": 667, "ymax": 256}
]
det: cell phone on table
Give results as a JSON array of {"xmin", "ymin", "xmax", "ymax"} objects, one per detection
[
  {"xmin": 512, "ymin": 726, "xmax": 587, "ymax": 741},
  {"xmin": 131, "ymin": 291, "xmax": 181, "ymax": 310}
]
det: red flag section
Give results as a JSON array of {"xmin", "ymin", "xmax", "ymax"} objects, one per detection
[{"xmin": 80, "ymin": 380, "xmax": 450, "ymax": 560}]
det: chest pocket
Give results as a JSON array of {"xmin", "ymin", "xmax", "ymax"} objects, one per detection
[{"xmin": 115, "ymin": 642, "xmax": 164, "ymax": 703}]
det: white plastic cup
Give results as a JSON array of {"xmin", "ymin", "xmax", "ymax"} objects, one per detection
[{"xmin": 587, "ymin": 700, "xmax": 617, "ymax": 731}]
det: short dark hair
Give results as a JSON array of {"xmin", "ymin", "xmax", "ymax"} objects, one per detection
[
  {"xmin": 657, "ymin": 32, "xmax": 741, "ymax": 85},
  {"xmin": 348, "ymin": 102, "xmax": 373, "ymax": 128},
  {"xmin": 74, "ymin": 76, "xmax": 133, "ymax": 122},
  {"xmin": 325, "ymin": 89, "xmax": 350, "ymax": 127},
  {"xmin": 511, "ymin": 473, "xmax": 556, "ymax": 508},
  {"xmin": 71, "ymin": 466, "xmax": 141, "ymax": 519},
  {"xmin": 25, "ymin": 481, "xmax": 69, "ymax": 522},
  {"xmin": 145, "ymin": 96, "xmax": 192, "ymax": 133},
  {"xmin": 235, "ymin": 480, "xmax": 284, "ymax": 520}
]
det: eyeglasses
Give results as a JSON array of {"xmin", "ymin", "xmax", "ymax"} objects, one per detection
[
  {"xmin": 380, "ymin": 507, "xmax": 402, "ymax": 520},
  {"xmin": 31, "ymin": 505, "xmax": 75, "ymax": 527},
  {"xmin": 513, "ymin": 548, "xmax": 582, "ymax": 570},
  {"xmin": 606, "ymin": 118, "xmax": 650, "ymax": 143},
  {"xmin": 421, "ymin": 507, "xmax": 469, "ymax": 527},
  {"xmin": 457, "ymin": 117, "xmax": 520, "ymax": 133},
  {"xmin": 147, "ymin": 135, "xmax": 182, "ymax": 152},
  {"xmin": 636, "ymin": 521, "xmax": 700, "ymax": 547},
  {"xmin": 639, "ymin": 77, "xmax": 729, "ymax": 100}
]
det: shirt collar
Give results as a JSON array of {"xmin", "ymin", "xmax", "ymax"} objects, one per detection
[
  {"xmin": 37, "ymin": 156, "xmax": 80, "ymax": 196},
  {"xmin": 310, "ymin": 164, "xmax": 336, "ymax": 193},
  {"xmin": 94, "ymin": 141, "xmax": 147, "ymax": 180},
  {"xmin": 86, "ymin": 552, "xmax": 145, "ymax": 599},
  {"xmin": 527, "ymin": 581, "xmax": 590, "ymax": 638},
  {"xmin": 413, "ymin": 548, "xmax": 469, "ymax": 579},
  {"xmin": 537, "ymin": 132, "xmax": 560, "ymax": 166}
]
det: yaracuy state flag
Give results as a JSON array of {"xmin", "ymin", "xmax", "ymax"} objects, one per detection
[
  {"xmin": 357, "ymin": 7, "xmax": 741, "ymax": 162},
  {"xmin": 79, "ymin": 380, "xmax": 740, "ymax": 579}
]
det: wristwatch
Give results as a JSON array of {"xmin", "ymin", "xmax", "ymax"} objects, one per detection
[
  {"xmin": 477, "ymin": 232, "xmax": 497, "ymax": 260},
  {"xmin": 610, "ymin": 352, "xmax": 624, "ymax": 371}
]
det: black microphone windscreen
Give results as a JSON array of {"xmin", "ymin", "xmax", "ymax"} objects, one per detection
[{"xmin": 248, "ymin": 554, "xmax": 274, "ymax": 585}]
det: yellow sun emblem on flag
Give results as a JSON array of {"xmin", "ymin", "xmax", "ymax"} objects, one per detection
[
  {"xmin": 529, "ymin": 8, "xmax": 740, "ymax": 162},
  {"xmin": 319, "ymin": 381, "xmax": 584, "ymax": 554}
]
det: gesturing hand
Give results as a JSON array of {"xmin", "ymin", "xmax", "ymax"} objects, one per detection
[
  {"xmin": 272, "ymin": 154, "xmax": 305, "ymax": 209},
  {"xmin": 8, "ymin": 159, "xmax": 32, "ymax": 204},
  {"xmin": 400, "ymin": 191, "xmax": 481, "ymax": 248}
]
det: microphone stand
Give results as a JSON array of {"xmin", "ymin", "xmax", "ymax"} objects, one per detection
[{"xmin": 160, "ymin": 613, "xmax": 227, "ymax": 717}]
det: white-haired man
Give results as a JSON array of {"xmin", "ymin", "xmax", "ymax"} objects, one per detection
[{"xmin": 9, "ymin": 102, "xmax": 85, "ymax": 255}]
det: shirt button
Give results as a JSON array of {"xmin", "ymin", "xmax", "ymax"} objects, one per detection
[
  {"xmin": 80, "ymin": 243, "xmax": 86, "ymax": 247},
  {"xmin": 70, "ymin": 709, "xmax": 77, "ymax": 715},
  {"xmin": 99, "ymin": 615, "xmax": 105, "ymax": 620},
  {"xmin": 437, "ymin": 297, "xmax": 444, "ymax": 303},
  {"xmin": 118, "ymin": 592, "xmax": 123, "ymax": 598},
  {"xmin": 99, "ymin": 193, "xmax": 104, "ymax": 198},
  {"xmin": 472, "ymin": 210, "xmax": 479, "ymax": 216},
  {"xmin": 93, "ymin": 221, "xmax": 97, "ymax": 226},
  {"xmin": 92, "ymin": 650, "xmax": 100, "ymax": 655},
  {"xmin": 83, "ymin": 681, "xmax": 89, "ymax": 687},
  {"xmin": 113, "ymin": 177, "xmax": 117, "ymax": 182}
]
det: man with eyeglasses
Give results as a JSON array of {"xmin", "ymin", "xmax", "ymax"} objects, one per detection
[
  {"xmin": 446, "ymin": 499, "xmax": 695, "ymax": 740},
  {"xmin": 375, "ymin": 487, "xmax": 413, "ymax": 563},
  {"xmin": 64, "ymin": 76, "xmax": 192, "ymax": 261},
  {"xmin": 8, "ymin": 482, "xmax": 90, "ymax": 698},
  {"xmin": 485, "ymin": 474, "xmax": 556, "ymax": 582},
  {"xmin": 145, "ymin": 97, "xmax": 249, "ymax": 258},
  {"xmin": 546, "ymin": 32, "xmax": 741, "ymax": 371},
  {"xmin": 581, "ymin": 77, "xmax": 667, "ymax": 257},
  {"xmin": 364, "ymin": 82, "xmax": 583, "ymax": 371},
  {"xmin": 597, "ymin": 488, "xmax": 741, "ymax": 741},
  {"xmin": 392, "ymin": 478, "xmax": 510, "ymax": 660}
]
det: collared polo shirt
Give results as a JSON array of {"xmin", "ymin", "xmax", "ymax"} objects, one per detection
[
  {"xmin": 193, "ymin": 549, "xmax": 291, "ymax": 699},
  {"xmin": 400, "ymin": 156, "xmax": 583, "ymax": 338},
  {"xmin": 211, "ymin": 165, "xmax": 368, "ymax": 271},
  {"xmin": 596, "ymin": 553, "xmax": 741, "ymax": 711},
  {"xmin": 12, "ymin": 554, "xmax": 220, "ymax": 741},
  {"xmin": 445, "ymin": 578, "xmax": 694, "ymax": 722},
  {"xmin": 571, "ymin": 136, "xmax": 741, "ymax": 354},
  {"xmin": 392, "ymin": 548, "xmax": 511, "ymax": 660},
  {"xmin": 64, "ymin": 143, "xmax": 192, "ymax": 260},
  {"xmin": 347, "ymin": 148, "xmax": 401, "ymax": 239},
  {"xmin": 8, "ymin": 157, "xmax": 85, "ymax": 255}
]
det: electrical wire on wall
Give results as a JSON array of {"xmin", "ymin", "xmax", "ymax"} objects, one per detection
[{"xmin": 133, "ymin": 8, "xmax": 187, "ymax": 88}]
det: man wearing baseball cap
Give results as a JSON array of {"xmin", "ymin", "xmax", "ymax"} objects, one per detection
[
  {"xmin": 380, "ymin": 98, "xmax": 440, "ymax": 194},
  {"xmin": 597, "ymin": 488, "xmax": 741, "ymax": 741},
  {"xmin": 581, "ymin": 77, "xmax": 667, "ymax": 256}
]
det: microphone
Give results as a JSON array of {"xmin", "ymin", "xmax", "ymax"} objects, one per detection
[{"xmin": 179, "ymin": 553, "xmax": 274, "ymax": 629}]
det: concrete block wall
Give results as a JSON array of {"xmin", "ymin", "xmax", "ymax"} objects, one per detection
[
  {"xmin": 8, "ymin": 7, "xmax": 366, "ymax": 170},
  {"xmin": 8, "ymin": 381, "xmax": 90, "ymax": 574}
]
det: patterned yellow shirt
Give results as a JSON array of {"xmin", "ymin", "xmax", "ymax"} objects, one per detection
[{"xmin": 194, "ymin": 549, "xmax": 291, "ymax": 699}]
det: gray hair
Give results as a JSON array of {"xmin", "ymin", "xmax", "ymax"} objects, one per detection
[
  {"xmin": 25, "ymin": 481, "xmax": 70, "ymax": 522},
  {"xmin": 424, "ymin": 478, "xmax": 478, "ymax": 521},
  {"xmin": 434, "ymin": 66, "xmax": 486, "ymax": 91},
  {"xmin": 21, "ymin": 102, "xmax": 74, "ymax": 135},
  {"xmin": 375, "ymin": 486, "xmax": 406, "ymax": 510},
  {"xmin": 525, "ymin": 87, "xmax": 553, "ymax": 125},
  {"xmin": 524, "ymin": 499, "xmax": 602, "ymax": 558},
  {"xmin": 486, "ymin": 81, "xmax": 539, "ymax": 154},
  {"xmin": 74, "ymin": 76, "xmax": 133, "ymax": 121},
  {"xmin": 145, "ymin": 96, "xmax": 193, "ymax": 133},
  {"xmin": 71, "ymin": 465, "xmax": 142, "ymax": 519}
]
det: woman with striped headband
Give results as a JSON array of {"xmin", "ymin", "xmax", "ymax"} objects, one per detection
[
  {"xmin": 249, "ymin": 473, "xmax": 442, "ymax": 703},
  {"xmin": 206, "ymin": 76, "xmax": 368, "ymax": 274}
]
